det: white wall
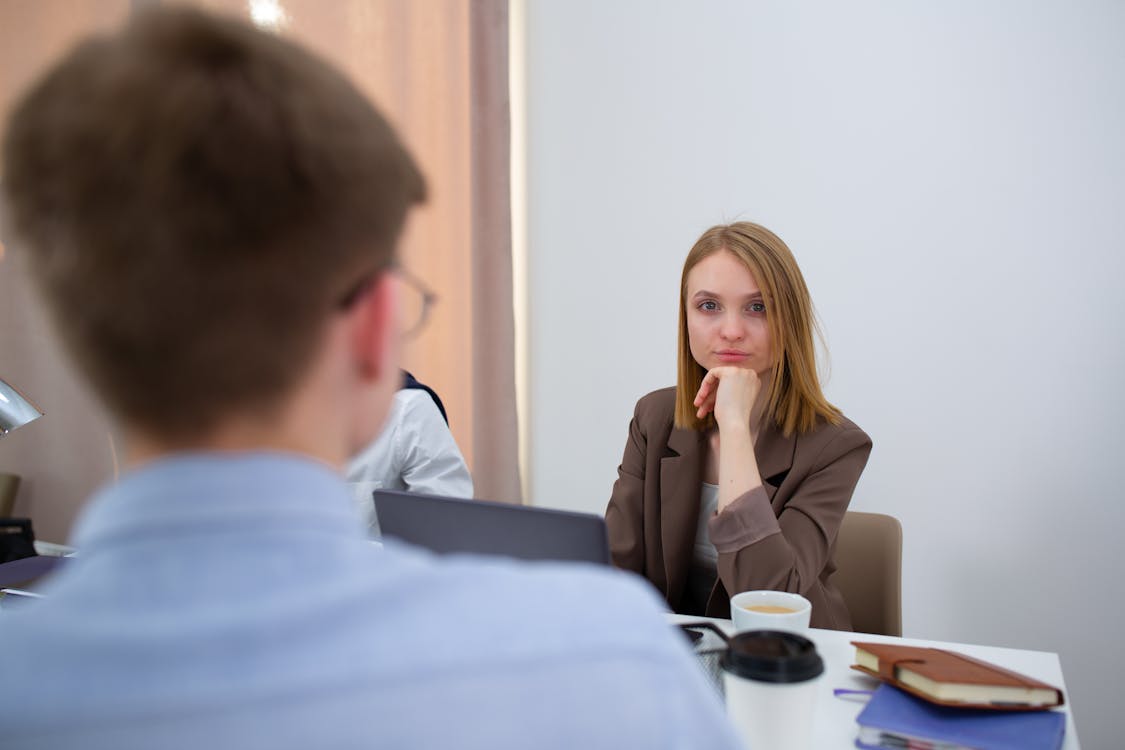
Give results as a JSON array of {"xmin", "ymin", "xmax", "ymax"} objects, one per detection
[{"xmin": 524, "ymin": 1, "xmax": 1124, "ymax": 745}]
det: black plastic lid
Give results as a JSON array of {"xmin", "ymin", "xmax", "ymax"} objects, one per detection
[{"xmin": 720, "ymin": 630, "xmax": 824, "ymax": 684}]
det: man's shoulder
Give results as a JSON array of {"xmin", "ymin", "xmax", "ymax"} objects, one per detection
[
  {"xmin": 391, "ymin": 387, "xmax": 430, "ymax": 419},
  {"xmin": 0, "ymin": 543, "xmax": 730, "ymax": 748},
  {"xmin": 376, "ymin": 554, "xmax": 742, "ymax": 748},
  {"xmin": 396, "ymin": 386, "xmax": 433, "ymax": 408},
  {"xmin": 385, "ymin": 546, "xmax": 681, "ymax": 659},
  {"xmin": 396, "ymin": 388, "xmax": 452, "ymax": 439},
  {"xmin": 399, "ymin": 545, "xmax": 671, "ymax": 622}
]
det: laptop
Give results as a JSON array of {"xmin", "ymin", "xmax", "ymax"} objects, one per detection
[{"xmin": 373, "ymin": 489, "xmax": 611, "ymax": 565}]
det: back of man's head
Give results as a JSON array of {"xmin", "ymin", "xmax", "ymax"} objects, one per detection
[{"xmin": 1, "ymin": 7, "xmax": 425, "ymax": 440}]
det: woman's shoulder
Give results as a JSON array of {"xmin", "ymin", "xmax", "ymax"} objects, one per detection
[
  {"xmin": 797, "ymin": 412, "xmax": 873, "ymax": 460},
  {"xmin": 633, "ymin": 386, "xmax": 677, "ymax": 422},
  {"xmin": 826, "ymin": 413, "xmax": 868, "ymax": 438}
]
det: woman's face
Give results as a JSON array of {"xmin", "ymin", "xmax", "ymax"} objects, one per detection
[{"xmin": 685, "ymin": 250, "xmax": 773, "ymax": 375}]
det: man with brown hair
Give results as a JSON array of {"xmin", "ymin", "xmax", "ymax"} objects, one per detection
[{"xmin": 0, "ymin": 8, "xmax": 738, "ymax": 749}]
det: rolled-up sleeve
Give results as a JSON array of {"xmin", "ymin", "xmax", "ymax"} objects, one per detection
[
  {"xmin": 707, "ymin": 486, "xmax": 782, "ymax": 552},
  {"xmin": 710, "ymin": 425, "xmax": 872, "ymax": 598}
]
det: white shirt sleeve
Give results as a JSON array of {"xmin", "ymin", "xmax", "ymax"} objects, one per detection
[
  {"xmin": 345, "ymin": 389, "xmax": 473, "ymax": 536},
  {"xmin": 394, "ymin": 389, "xmax": 474, "ymax": 499}
]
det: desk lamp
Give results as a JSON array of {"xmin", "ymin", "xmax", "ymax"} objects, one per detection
[
  {"xmin": 0, "ymin": 378, "xmax": 42, "ymax": 523},
  {"xmin": 1, "ymin": 204, "xmax": 46, "ymax": 521},
  {"xmin": 0, "ymin": 377, "xmax": 43, "ymax": 436},
  {"xmin": 0, "ymin": 202, "xmax": 43, "ymax": 435}
]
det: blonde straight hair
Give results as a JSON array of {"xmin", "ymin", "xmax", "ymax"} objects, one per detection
[{"xmin": 674, "ymin": 222, "xmax": 841, "ymax": 436}]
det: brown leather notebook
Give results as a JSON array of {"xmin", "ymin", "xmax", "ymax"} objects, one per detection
[{"xmin": 851, "ymin": 641, "xmax": 1065, "ymax": 710}]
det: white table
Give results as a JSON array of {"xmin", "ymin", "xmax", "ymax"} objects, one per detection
[{"xmin": 669, "ymin": 614, "xmax": 1080, "ymax": 749}]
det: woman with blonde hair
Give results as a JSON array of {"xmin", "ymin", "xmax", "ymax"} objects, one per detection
[{"xmin": 605, "ymin": 221, "xmax": 871, "ymax": 629}]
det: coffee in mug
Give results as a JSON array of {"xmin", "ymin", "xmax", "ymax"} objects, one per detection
[{"xmin": 730, "ymin": 590, "xmax": 812, "ymax": 633}]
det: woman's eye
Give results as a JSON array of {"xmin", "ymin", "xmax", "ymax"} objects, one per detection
[
  {"xmin": 698, "ymin": 300, "xmax": 720, "ymax": 312},
  {"xmin": 746, "ymin": 302, "xmax": 766, "ymax": 315}
]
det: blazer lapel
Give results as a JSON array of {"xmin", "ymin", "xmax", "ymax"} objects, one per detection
[
  {"xmin": 660, "ymin": 426, "xmax": 704, "ymax": 605},
  {"xmin": 754, "ymin": 420, "xmax": 798, "ymax": 507}
]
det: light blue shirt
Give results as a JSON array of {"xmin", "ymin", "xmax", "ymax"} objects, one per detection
[{"xmin": 0, "ymin": 453, "xmax": 739, "ymax": 749}]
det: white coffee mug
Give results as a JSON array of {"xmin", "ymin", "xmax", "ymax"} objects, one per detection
[{"xmin": 730, "ymin": 590, "xmax": 812, "ymax": 633}]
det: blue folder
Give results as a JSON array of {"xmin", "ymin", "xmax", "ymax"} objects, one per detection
[{"xmin": 855, "ymin": 684, "xmax": 1066, "ymax": 750}]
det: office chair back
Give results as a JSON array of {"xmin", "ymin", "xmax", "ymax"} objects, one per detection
[{"xmin": 834, "ymin": 511, "xmax": 902, "ymax": 636}]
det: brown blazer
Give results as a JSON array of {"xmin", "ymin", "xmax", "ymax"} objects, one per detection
[{"xmin": 605, "ymin": 387, "xmax": 872, "ymax": 630}]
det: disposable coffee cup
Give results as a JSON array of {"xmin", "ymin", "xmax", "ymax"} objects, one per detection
[
  {"xmin": 730, "ymin": 590, "xmax": 811, "ymax": 633},
  {"xmin": 721, "ymin": 630, "xmax": 823, "ymax": 750}
]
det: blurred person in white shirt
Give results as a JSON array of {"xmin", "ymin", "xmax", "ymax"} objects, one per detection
[{"xmin": 347, "ymin": 370, "xmax": 473, "ymax": 534}]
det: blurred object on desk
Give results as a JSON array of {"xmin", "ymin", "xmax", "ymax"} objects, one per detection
[
  {"xmin": 678, "ymin": 621, "xmax": 730, "ymax": 697},
  {"xmin": 33, "ymin": 539, "xmax": 77, "ymax": 557},
  {"xmin": 0, "ymin": 517, "xmax": 37, "ymax": 563},
  {"xmin": 0, "ymin": 551, "xmax": 67, "ymax": 590}
]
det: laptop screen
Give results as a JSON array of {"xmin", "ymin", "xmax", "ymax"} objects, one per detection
[{"xmin": 373, "ymin": 490, "xmax": 611, "ymax": 565}]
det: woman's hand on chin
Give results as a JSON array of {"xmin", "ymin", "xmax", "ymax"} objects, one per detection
[{"xmin": 693, "ymin": 366, "xmax": 761, "ymax": 432}]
